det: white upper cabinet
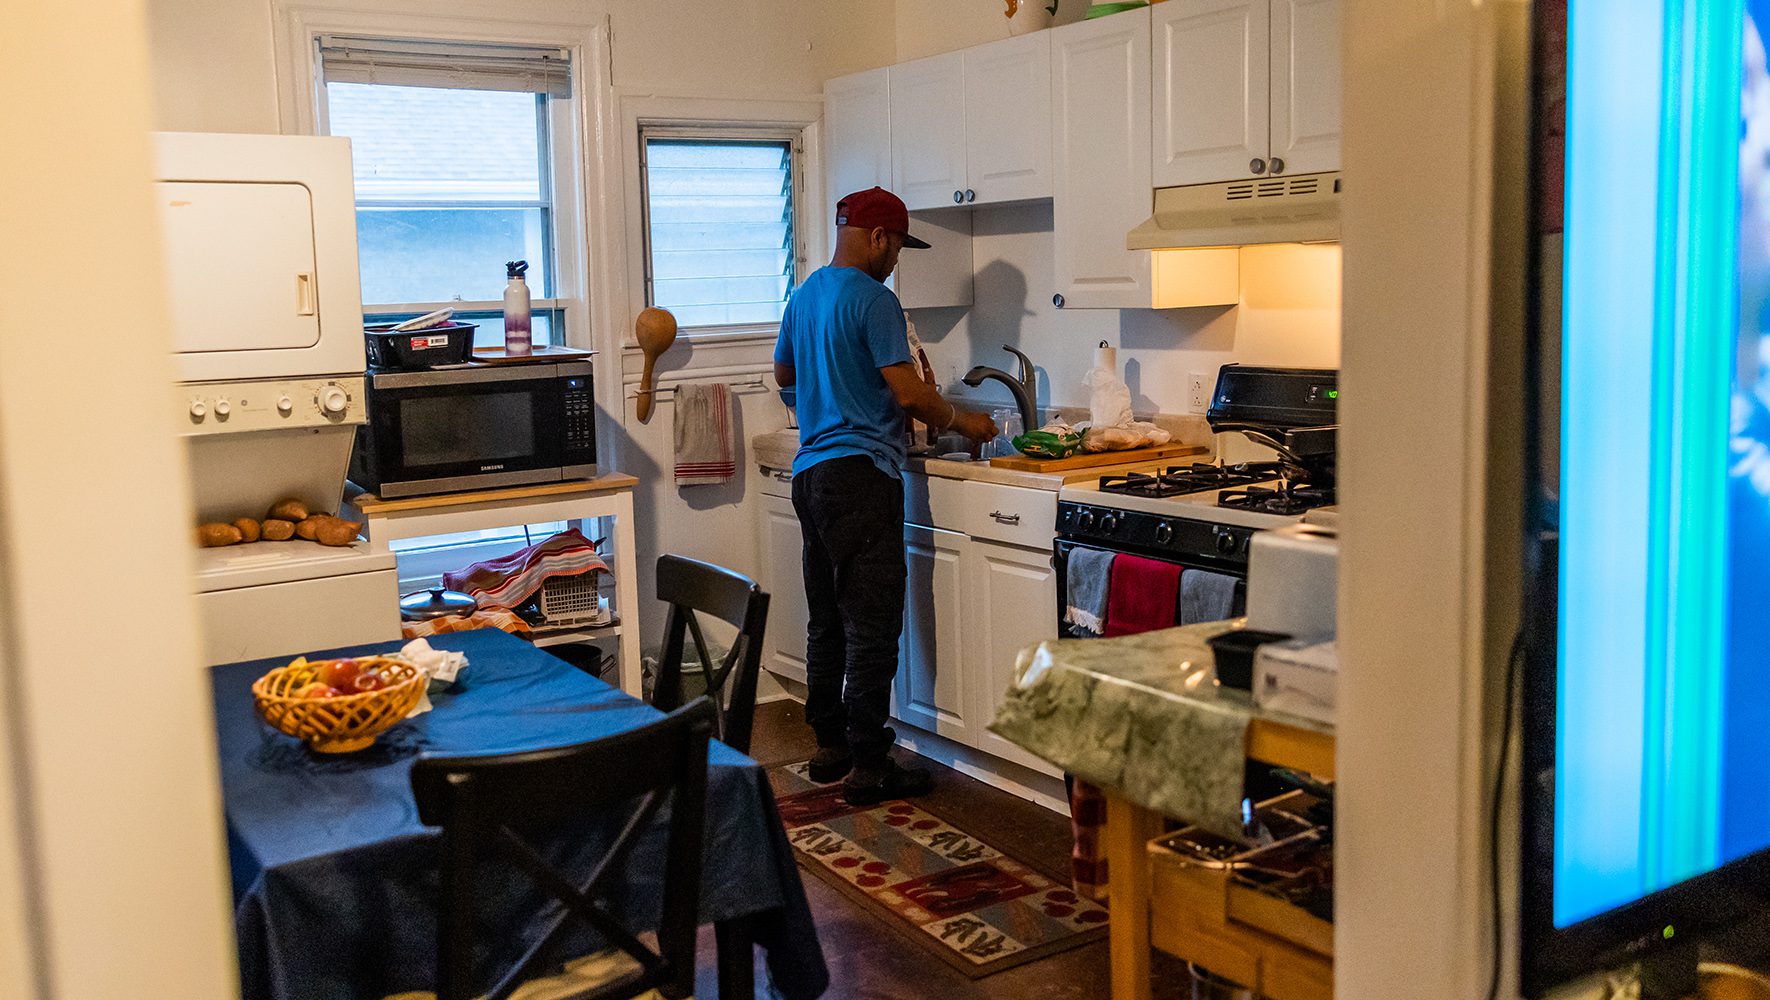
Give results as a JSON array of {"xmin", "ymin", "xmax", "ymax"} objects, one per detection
[
  {"xmin": 1153, "ymin": 0, "xmax": 1270, "ymax": 188},
  {"xmin": 1153, "ymin": 0, "xmax": 1341, "ymax": 187},
  {"xmin": 825, "ymin": 67, "xmax": 893, "ymax": 203},
  {"xmin": 824, "ymin": 66, "xmax": 974, "ymax": 308},
  {"xmin": 889, "ymin": 38, "xmax": 1053, "ymax": 210},
  {"xmin": 1051, "ymin": 8, "xmax": 1155, "ymax": 310},
  {"xmin": 1270, "ymin": 0, "xmax": 1343, "ymax": 176},
  {"xmin": 889, "ymin": 52, "xmax": 969, "ymax": 210},
  {"xmin": 963, "ymin": 33, "xmax": 1054, "ymax": 205}
]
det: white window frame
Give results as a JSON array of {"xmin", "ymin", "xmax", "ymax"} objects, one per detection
[
  {"xmin": 619, "ymin": 95, "xmax": 826, "ymax": 347},
  {"xmin": 318, "ymin": 83, "xmax": 571, "ymax": 336},
  {"xmin": 637, "ymin": 124, "xmax": 805, "ymax": 335},
  {"xmin": 272, "ymin": 3, "xmax": 626, "ymax": 455}
]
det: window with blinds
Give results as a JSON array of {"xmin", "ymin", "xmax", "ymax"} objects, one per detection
[
  {"xmin": 642, "ymin": 132, "xmax": 801, "ymax": 329},
  {"xmin": 317, "ymin": 36, "xmax": 573, "ymax": 347}
]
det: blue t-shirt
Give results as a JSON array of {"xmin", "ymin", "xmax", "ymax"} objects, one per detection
[{"xmin": 774, "ymin": 266, "xmax": 912, "ymax": 478}]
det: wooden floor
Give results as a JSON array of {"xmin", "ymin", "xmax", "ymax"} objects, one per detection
[{"xmin": 697, "ymin": 700, "xmax": 1190, "ymax": 1000}]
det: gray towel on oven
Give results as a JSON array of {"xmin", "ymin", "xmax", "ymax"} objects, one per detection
[
  {"xmin": 1180, "ymin": 568, "xmax": 1239, "ymax": 625},
  {"xmin": 1065, "ymin": 547, "xmax": 1114, "ymax": 636}
]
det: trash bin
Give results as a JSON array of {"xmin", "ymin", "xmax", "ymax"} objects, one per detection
[{"xmin": 640, "ymin": 641, "xmax": 728, "ymax": 704}]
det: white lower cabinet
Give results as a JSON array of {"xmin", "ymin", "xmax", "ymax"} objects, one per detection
[
  {"xmin": 896, "ymin": 523, "xmax": 974, "ymax": 741},
  {"xmin": 965, "ymin": 538, "xmax": 1062, "ymax": 777},
  {"xmin": 759, "ymin": 489, "xmax": 810, "ymax": 684},
  {"xmin": 758, "ymin": 474, "xmax": 1059, "ymax": 775}
]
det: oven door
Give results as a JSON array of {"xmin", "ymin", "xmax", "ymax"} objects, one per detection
[
  {"xmin": 1052, "ymin": 538, "xmax": 1247, "ymax": 639},
  {"xmin": 355, "ymin": 367, "xmax": 567, "ymax": 497}
]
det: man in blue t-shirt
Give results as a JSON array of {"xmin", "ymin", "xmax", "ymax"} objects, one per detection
[{"xmin": 774, "ymin": 187, "xmax": 996, "ymax": 805}]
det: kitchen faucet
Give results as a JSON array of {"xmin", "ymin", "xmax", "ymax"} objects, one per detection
[{"xmin": 962, "ymin": 346, "xmax": 1039, "ymax": 437}]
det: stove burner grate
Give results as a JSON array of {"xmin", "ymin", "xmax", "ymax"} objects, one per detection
[
  {"xmin": 1097, "ymin": 461, "xmax": 1288, "ymax": 498},
  {"xmin": 1217, "ymin": 483, "xmax": 1335, "ymax": 516}
]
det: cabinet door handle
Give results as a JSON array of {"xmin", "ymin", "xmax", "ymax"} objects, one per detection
[
  {"xmin": 773, "ymin": 470, "xmax": 791, "ymax": 482},
  {"xmin": 1269, "ymin": 157, "xmax": 1286, "ymax": 175},
  {"xmin": 1250, "ymin": 158, "xmax": 1267, "ymax": 175},
  {"xmin": 1053, "ymin": 293, "xmax": 1066, "ymax": 308},
  {"xmin": 990, "ymin": 510, "xmax": 1021, "ymax": 525},
  {"xmin": 965, "ymin": 189, "xmax": 976, "ymax": 203},
  {"xmin": 954, "ymin": 190, "xmax": 965, "ymax": 204}
]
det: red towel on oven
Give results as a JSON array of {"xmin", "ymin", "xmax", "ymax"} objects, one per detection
[{"xmin": 1102, "ymin": 553, "xmax": 1183, "ymax": 637}]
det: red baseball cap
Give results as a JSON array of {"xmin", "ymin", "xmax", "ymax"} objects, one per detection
[{"xmin": 836, "ymin": 187, "xmax": 931, "ymax": 249}]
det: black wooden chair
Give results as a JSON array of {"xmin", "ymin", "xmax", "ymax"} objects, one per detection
[
  {"xmin": 649, "ymin": 555, "xmax": 770, "ymax": 756},
  {"xmin": 409, "ymin": 698, "xmax": 717, "ymax": 1000}
]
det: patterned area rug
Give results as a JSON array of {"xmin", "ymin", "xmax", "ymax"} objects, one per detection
[{"xmin": 773, "ymin": 763, "xmax": 1109, "ymax": 979}]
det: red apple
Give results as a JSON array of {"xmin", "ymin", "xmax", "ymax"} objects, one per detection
[
  {"xmin": 296, "ymin": 682, "xmax": 341, "ymax": 699},
  {"xmin": 351, "ymin": 671, "xmax": 386, "ymax": 693},
  {"xmin": 319, "ymin": 659, "xmax": 361, "ymax": 689}
]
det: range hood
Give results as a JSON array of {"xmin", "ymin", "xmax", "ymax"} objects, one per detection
[{"xmin": 1127, "ymin": 171, "xmax": 1342, "ymax": 251}]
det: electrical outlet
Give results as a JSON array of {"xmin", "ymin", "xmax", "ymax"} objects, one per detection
[{"xmin": 1189, "ymin": 372, "xmax": 1209, "ymax": 412}]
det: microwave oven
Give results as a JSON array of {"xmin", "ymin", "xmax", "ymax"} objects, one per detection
[{"xmin": 349, "ymin": 361, "xmax": 597, "ymax": 498}]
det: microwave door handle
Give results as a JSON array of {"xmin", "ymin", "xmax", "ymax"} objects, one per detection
[{"xmin": 296, "ymin": 272, "xmax": 317, "ymax": 316}]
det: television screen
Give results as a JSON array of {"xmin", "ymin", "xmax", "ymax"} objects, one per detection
[{"xmin": 1549, "ymin": 0, "xmax": 1770, "ymax": 935}]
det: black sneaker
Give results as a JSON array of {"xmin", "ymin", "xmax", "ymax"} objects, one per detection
[
  {"xmin": 841, "ymin": 758, "xmax": 934, "ymax": 806},
  {"xmin": 807, "ymin": 747, "xmax": 853, "ymax": 784}
]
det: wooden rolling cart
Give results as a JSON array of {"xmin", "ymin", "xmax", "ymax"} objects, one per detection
[
  {"xmin": 345, "ymin": 473, "xmax": 644, "ymax": 695},
  {"xmin": 1105, "ymin": 718, "xmax": 1336, "ymax": 1000}
]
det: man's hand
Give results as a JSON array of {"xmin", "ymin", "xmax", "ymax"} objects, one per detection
[{"xmin": 953, "ymin": 410, "xmax": 998, "ymax": 442}]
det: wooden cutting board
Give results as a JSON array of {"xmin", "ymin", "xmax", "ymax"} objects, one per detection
[{"xmin": 987, "ymin": 443, "xmax": 1204, "ymax": 473}]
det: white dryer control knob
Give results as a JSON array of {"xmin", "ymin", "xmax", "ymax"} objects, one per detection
[
  {"xmin": 214, "ymin": 399, "xmax": 232, "ymax": 418},
  {"xmin": 320, "ymin": 386, "xmax": 349, "ymax": 415},
  {"xmin": 189, "ymin": 399, "xmax": 208, "ymax": 420},
  {"xmin": 277, "ymin": 396, "xmax": 294, "ymax": 415}
]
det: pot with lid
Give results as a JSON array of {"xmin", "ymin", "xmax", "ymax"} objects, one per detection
[{"xmin": 399, "ymin": 588, "xmax": 478, "ymax": 622}]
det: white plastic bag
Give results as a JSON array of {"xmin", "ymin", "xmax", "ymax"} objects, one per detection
[
  {"xmin": 1084, "ymin": 365, "xmax": 1134, "ymax": 430},
  {"xmin": 1082, "ymin": 421, "xmax": 1172, "ymax": 453}
]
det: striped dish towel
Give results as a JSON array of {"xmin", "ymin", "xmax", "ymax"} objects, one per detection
[
  {"xmin": 400, "ymin": 608, "xmax": 533, "ymax": 640},
  {"xmin": 442, "ymin": 528, "xmax": 609, "ymax": 609},
  {"xmin": 674, "ymin": 382, "xmax": 737, "ymax": 486}
]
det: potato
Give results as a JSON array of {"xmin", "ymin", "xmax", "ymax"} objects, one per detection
[
  {"xmin": 196, "ymin": 523, "xmax": 243, "ymax": 547},
  {"xmin": 232, "ymin": 518, "xmax": 261, "ymax": 543},
  {"xmin": 315, "ymin": 518, "xmax": 363, "ymax": 547},
  {"xmin": 261, "ymin": 518, "xmax": 295, "ymax": 541},
  {"xmin": 267, "ymin": 498, "xmax": 310, "ymax": 523},
  {"xmin": 293, "ymin": 516, "xmax": 323, "ymax": 541}
]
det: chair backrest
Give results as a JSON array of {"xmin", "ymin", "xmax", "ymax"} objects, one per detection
[
  {"xmin": 410, "ymin": 698, "xmax": 716, "ymax": 1000},
  {"xmin": 651, "ymin": 554, "xmax": 769, "ymax": 755}
]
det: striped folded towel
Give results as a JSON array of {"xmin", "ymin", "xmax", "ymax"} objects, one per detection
[
  {"xmin": 399, "ymin": 608, "xmax": 533, "ymax": 641},
  {"xmin": 674, "ymin": 382, "xmax": 737, "ymax": 486},
  {"xmin": 442, "ymin": 527, "xmax": 609, "ymax": 609}
]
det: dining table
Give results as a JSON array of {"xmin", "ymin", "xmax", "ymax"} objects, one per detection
[{"xmin": 211, "ymin": 627, "xmax": 829, "ymax": 1000}]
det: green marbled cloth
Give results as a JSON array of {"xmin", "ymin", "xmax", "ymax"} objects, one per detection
[{"xmin": 989, "ymin": 619, "xmax": 1286, "ymax": 839}]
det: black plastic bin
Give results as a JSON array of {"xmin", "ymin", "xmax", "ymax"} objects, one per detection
[
  {"xmin": 365, "ymin": 322, "xmax": 476, "ymax": 370},
  {"xmin": 1207, "ymin": 628, "xmax": 1292, "ymax": 691}
]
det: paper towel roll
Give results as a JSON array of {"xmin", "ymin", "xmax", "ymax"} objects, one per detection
[{"xmin": 1094, "ymin": 343, "xmax": 1118, "ymax": 373}]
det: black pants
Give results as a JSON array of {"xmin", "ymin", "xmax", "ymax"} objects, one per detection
[{"xmin": 792, "ymin": 456, "xmax": 907, "ymax": 769}]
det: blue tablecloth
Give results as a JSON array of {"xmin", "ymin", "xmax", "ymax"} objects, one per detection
[{"xmin": 212, "ymin": 628, "xmax": 828, "ymax": 1000}]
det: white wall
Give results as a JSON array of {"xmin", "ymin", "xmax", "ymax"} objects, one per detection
[
  {"xmin": 1335, "ymin": 0, "xmax": 1531, "ymax": 998},
  {"xmin": 894, "ymin": 0, "xmax": 1091, "ymax": 63},
  {"xmin": 146, "ymin": 0, "xmax": 896, "ymax": 133},
  {"xmin": 911, "ymin": 202, "xmax": 1342, "ymax": 430},
  {"xmin": 2, "ymin": 0, "xmax": 238, "ymax": 996}
]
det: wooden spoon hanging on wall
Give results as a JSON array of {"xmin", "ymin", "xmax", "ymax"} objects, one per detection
[{"xmin": 634, "ymin": 307, "xmax": 678, "ymax": 423}]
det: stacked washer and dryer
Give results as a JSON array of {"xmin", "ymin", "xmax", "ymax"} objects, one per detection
[{"xmin": 153, "ymin": 132, "xmax": 401, "ymax": 665}]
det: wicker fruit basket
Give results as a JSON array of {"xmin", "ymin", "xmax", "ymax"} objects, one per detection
[{"xmin": 252, "ymin": 655, "xmax": 426, "ymax": 753}]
